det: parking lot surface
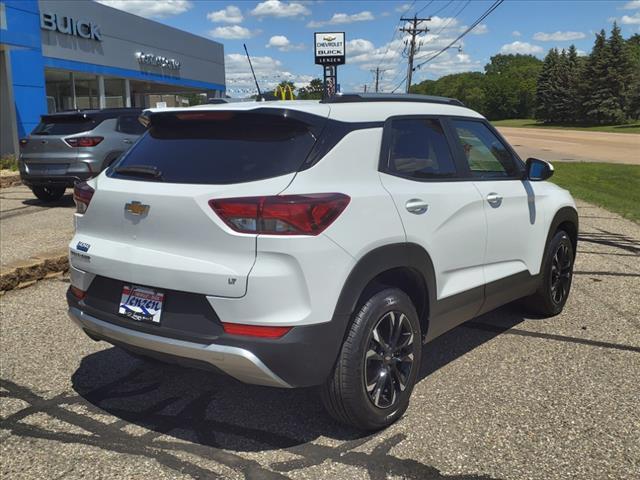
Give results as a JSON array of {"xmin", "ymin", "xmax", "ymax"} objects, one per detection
[
  {"xmin": 1, "ymin": 200, "xmax": 639, "ymax": 480},
  {"xmin": 0, "ymin": 186, "xmax": 74, "ymax": 268}
]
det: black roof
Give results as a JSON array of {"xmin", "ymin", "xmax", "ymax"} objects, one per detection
[{"xmin": 320, "ymin": 93, "xmax": 464, "ymax": 107}]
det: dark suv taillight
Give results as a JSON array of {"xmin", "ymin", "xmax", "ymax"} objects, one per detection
[
  {"xmin": 73, "ymin": 182, "xmax": 95, "ymax": 214},
  {"xmin": 209, "ymin": 194, "xmax": 350, "ymax": 235},
  {"xmin": 65, "ymin": 136, "xmax": 104, "ymax": 147}
]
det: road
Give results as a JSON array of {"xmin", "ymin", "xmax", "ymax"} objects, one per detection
[
  {"xmin": 1, "ymin": 201, "xmax": 639, "ymax": 480},
  {"xmin": 497, "ymin": 127, "xmax": 640, "ymax": 165}
]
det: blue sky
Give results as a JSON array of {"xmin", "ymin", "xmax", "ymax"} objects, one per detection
[{"xmin": 97, "ymin": 0, "xmax": 640, "ymax": 96}]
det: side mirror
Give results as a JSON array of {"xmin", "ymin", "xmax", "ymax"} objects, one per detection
[{"xmin": 526, "ymin": 157, "xmax": 554, "ymax": 181}]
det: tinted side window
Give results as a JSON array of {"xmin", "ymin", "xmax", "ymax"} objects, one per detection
[
  {"xmin": 451, "ymin": 120, "xmax": 518, "ymax": 178},
  {"xmin": 117, "ymin": 115, "xmax": 146, "ymax": 135},
  {"xmin": 384, "ymin": 118, "xmax": 457, "ymax": 179}
]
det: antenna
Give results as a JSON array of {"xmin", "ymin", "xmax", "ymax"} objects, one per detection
[{"xmin": 243, "ymin": 43, "xmax": 263, "ymax": 101}]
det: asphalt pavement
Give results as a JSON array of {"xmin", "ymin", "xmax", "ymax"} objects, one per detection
[{"xmin": 1, "ymin": 200, "xmax": 639, "ymax": 480}]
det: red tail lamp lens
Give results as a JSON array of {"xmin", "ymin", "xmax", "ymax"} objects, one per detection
[
  {"xmin": 209, "ymin": 194, "xmax": 350, "ymax": 235},
  {"xmin": 69, "ymin": 286, "xmax": 86, "ymax": 300},
  {"xmin": 73, "ymin": 182, "xmax": 95, "ymax": 214},
  {"xmin": 222, "ymin": 323, "xmax": 292, "ymax": 339},
  {"xmin": 65, "ymin": 136, "xmax": 104, "ymax": 147}
]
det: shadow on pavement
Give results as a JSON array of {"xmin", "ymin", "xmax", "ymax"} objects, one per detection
[{"xmin": 22, "ymin": 192, "xmax": 75, "ymax": 208}]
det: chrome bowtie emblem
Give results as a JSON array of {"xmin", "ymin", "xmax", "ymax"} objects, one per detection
[{"xmin": 125, "ymin": 201, "xmax": 150, "ymax": 216}]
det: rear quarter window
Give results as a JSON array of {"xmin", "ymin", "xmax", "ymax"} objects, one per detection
[
  {"xmin": 117, "ymin": 115, "xmax": 147, "ymax": 135},
  {"xmin": 32, "ymin": 117, "xmax": 97, "ymax": 135},
  {"xmin": 110, "ymin": 110, "xmax": 323, "ymax": 184}
]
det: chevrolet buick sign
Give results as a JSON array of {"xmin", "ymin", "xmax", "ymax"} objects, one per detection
[
  {"xmin": 40, "ymin": 12, "xmax": 102, "ymax": 41},
  {"xmin": 315, "ymin": 32, "xmax": 346, "ymax": 65}
]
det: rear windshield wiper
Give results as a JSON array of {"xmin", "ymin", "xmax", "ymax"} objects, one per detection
[{"xmin": 114, "ymin": 165, "xmax": 163, "ymax": 180}]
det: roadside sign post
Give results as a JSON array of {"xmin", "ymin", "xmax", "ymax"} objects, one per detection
[{"xmin": 314, "ymin": 32, "xmax": 345, "ymax": 99}]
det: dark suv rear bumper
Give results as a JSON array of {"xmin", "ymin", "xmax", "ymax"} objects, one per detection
[{"xmin": 66, "ymin": 283, "xmax": 347, "ymax": 389}]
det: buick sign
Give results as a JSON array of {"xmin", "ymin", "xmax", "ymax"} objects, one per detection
[
  {"xmin": 315, "ymin": 32, "xmax": 346, "ymax": 65},
  {"xmin": 40, "ymin": 12, "xmax": 102, "ymax": 41}
]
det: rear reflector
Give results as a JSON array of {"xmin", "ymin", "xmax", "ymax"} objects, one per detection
[
  {"xmin": 73, "ymin": 181, "xmax": 95, "ymax": 214},
  {"xmin": 69, "ymin": 286, "xmax": 86, "ymax": 300},
  {"xmin": 65, "ymin": 136, "xmax": 104, "ymax": 147},
  {"xmin": 209, "ymin": 194, "xmax": 350, "ymax": 236},
  {"xmin": 222, "ymin": 323, "xmax": 292, "ymax": 339}
]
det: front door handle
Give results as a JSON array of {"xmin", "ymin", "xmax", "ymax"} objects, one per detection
[
  {"xmin": 405, "ymin": 199, "xmax": 429, "ymax": 215},
  {"xmin": 486, "ymin": 192, "xmax": 503, "ymax": 208},
  {"xmin": 123, "ymin": 139, "xmax": 133, "ymax": 144}
]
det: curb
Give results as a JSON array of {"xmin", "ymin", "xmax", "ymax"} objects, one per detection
[{"xmin": 0, "ymin": 248, "xmax": 68, "ymax": 293}]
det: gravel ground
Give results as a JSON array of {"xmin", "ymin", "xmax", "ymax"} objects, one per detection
[
  {"xmin": 0, "ymin": 185, "xmax": 75, "ymax": 267},
  {"xmin": 1, "ymin": 201, "xmax": 639, "ymax": 480}
]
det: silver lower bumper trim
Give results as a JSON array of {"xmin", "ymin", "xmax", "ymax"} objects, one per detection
[{"xmin": 68, "ymin": 307, "xmax": 291, "ymax": 388}]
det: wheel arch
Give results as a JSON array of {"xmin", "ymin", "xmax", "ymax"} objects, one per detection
[
  {"xmin": 332, "ymin": 243, "xmax": 436, "ymax": 338},
  {"xmin": 545, "ymin": 206, "xmax": 579, "ymax": 260}
]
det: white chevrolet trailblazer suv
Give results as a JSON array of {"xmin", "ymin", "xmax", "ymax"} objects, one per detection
[{"xmin": 67, "ymin": 94, "xmax": 578, "ymax": 430}]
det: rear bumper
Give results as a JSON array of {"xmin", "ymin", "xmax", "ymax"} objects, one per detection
[
  {"xmin": 68, "ymin": 306, "xmax": 292, "ymax": 388},
  {"xmin": 21, "ymin": 172, "xmax": 92, "ymax": 188}
]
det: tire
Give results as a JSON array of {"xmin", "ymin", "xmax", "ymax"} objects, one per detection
[
  {"xmin": 524, "ymin": 230, "xmax": 575, "ymax": 317},
  {"xmin": 31, "ymin": 185, "xmax": 65, "ymax": 202},
  {"xmin": 321, "ymin": 288, "xmax": 422, "ymax": 431}
]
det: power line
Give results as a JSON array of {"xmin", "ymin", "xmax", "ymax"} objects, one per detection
[
  {"xmin": 375, "ymin": 0, "xmax": 417, "ymax": 71},
  {"xmin": 428, "ymin": 0, "xmax": 455, "ymax": 18},
  {"xmin": 400, "ymin": 15, "xmax": 431, "ymax": 93},
  {"xmin": 415, "ymin": 0, "xmax": 435, "ymax": 15},
  {"xmin": 413, "ymin": 0, "xmax": 504, "ymax": 71}
]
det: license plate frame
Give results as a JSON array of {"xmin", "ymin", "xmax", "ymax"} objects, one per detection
[{"xmin": 118, "ymin": 284, "xmax": 165, "ymax": 324}]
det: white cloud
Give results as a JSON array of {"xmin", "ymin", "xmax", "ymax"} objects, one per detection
[
  {"xmin": 395, "ymin": 3, "xmax": 412, "ymax": 13},
  {"xmin": 207, "ymin": 5, "xmax": 243, "ymax": 24},
  {"xmin": 307, "ymin": 11, "xmax": 374, "ymax": 28},
  {"xmin": 266, "ymin": 35, "xmax": 304, "ymax": 51},
  {"xmin": 225, "ymin": 53, "xmax": 314, "ymax": 97},
  {"xmin": 96, "ymin": 0, "xmax": 191, "ymax": 18},
  {"xmin": 512, "ymin": 30, "xmax": 521, "ymax": 37},
  {"xmin": 250, "ymin": 0, "xmax": 310, "ymax": 18},
  {"xmin": 471, "ymin": 24, "xmax": 488, "ymax": 35},
  {"xmin": 622, "ymin": 0, "xmax": 640, "ymax": 9},
  {"xmin": 533, "ymin": 31, "xmax": 586, "ymax": 41},
  {"xmin": 499, "ymin": 41, "xmax": 544, "ymax": 55},
  {"xmin": 347, "ymin": 39, "xmax": 375, "ymax": 55},
  {"xmin": 209, "ymin": 25, "xmax": 257, "ymax": 40},
  {"xmin": 621, "ymin": 12, "xmax": 640, "ymax": 24}
]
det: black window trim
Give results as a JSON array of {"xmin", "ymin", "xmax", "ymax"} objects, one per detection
[
  {"xmin": 447, "ymin": 116, "xmax": 526, "ymax": 181},
  {"xmin": 378, "ymin": 114, "xmax": 526, "ymax": 183},
  {"xmin": 116, "ymin": 114, "xmax": 147, "ymax": 135}
]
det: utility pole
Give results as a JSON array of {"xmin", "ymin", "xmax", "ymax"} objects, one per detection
[
  {"xmin": 370, "ymin": 67, "xmax": 388, "ymax": 93},
  {"xmin": 400, "ymin": 15, "xmax": 430, "ymax": 93},
  {"xmin": 364, "ymin": 84, "xmax": 368, "ymax": 93}
]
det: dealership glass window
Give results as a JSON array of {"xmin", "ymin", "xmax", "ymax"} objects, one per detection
[
  {"xmin": 104, "ymin": 78, "xmax": 126, "ymax": 108},
  {"xmin": 74, "ymin": 72, "xmax": 99, "ymax": 109},
  {"xmin": 45, "ymin": 69, "xmax": 75, "ymax": 113}
]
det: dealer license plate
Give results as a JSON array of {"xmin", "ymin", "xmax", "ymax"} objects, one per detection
[{"xmin": 118, "ymin": 285, "xmax": 164, "ymax": 324}]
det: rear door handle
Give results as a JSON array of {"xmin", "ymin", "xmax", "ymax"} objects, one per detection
[
  {"xmin": 405, "ymin": 199, "xmax": 429, "ymax": 215},
  {"xmin": 123, "ymin": 139, "xmax": 133, "ymax": 144},
  {"xmin": 486, "ymin": 192, "xmax": 503, "ymax": 207}
]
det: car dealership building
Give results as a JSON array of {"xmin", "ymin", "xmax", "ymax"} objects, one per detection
[{"xmin": 0, "ymin": 0, "xmax": 226, "ymax": 155}]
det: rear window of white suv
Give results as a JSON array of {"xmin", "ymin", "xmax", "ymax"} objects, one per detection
[{"xmin": 110, "ymin": 110, "xmax": 322, "ymax": 185}]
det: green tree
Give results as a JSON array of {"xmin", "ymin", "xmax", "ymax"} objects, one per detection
[
  {"xmin": 297, "ymin": 78, "xmax": 324, "ymax": 100},
  {"xmin": 535, "ymin": 48, "xmax": 560, "ymax": 122},
  {"xmin": 607, "ymin": 22, "xmax": 634, "ymax": 121},
  {"xmin": 626, "ymin": 34, "xmax": 640, "ymax": 119},
  {"xmin": 483, "ymin": 54, "xmax": 542, "ymax": 119},
  {"xmin": 410, "ymin": 72, "xmax": 487, "ymax": 113}
]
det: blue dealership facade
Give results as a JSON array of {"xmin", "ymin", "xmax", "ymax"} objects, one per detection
[{"xmin": 0, "ymin": 0, "xmax": 226, "ymax": 155}]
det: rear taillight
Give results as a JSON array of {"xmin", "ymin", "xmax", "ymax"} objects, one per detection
[
  {"xmin": 73, "ymin": 182, "xmax": 95, "ymax": 214},
  {"xmin": 65, "ymin": 136, "xmax": 104, "ymax": 147},
  {"xmin": 222, "ymin": 322, "xmax": 292, "ymax": 338},
  {"xmin": 69, "ymin": 286, "xmax": 86, "ymax": 300},
  {"xmin": 209, "ymin": 194, "xmax": 350, "ymax": 235}
]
